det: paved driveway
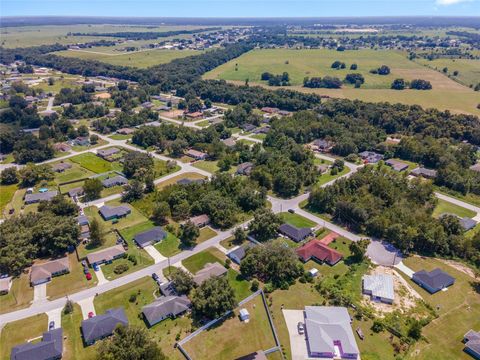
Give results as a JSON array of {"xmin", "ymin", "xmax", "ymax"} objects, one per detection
[
  {"xmin": 395, "ymin": 261, "xmax": 415, "ymax": 278},
  {"xmin": 33, "ymin": 283, "xmax": 47, "ymax": 304},
  {"xmin": 282, "ymin": 309, "xmax": 309, "ymax": 360},
  {"xmin": 95, "ymin": 267, "xmax": 108, "ymax": 285},
  {"xmin": 367, "ymin": 240, "xmax": 403, "ymax": 266},
  {"xmin": 46, "ymin": 308, "xmax": 62, "ymax": 329},
  {"xmin": 144, "ymin": 245, "xmax": 166, "ymax": 264},
  {"xmin": 77, "ymin": 296, "xmax": 96, "ymax": 320}
]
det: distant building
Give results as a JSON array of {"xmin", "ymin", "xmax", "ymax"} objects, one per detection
[
  {"xmin": 186, "ymin": 149, "xmax": 208, "ymax": 160},
  {"xmin": 185, "ymin": 111, "xmax": 203, "ymax": 119},
  {"xmin": 410, "ymin": 167, "xmax": 437, "ymax": 179},
  {"xmin": 241, "ymin": 124, "xmax": 256, "ymax": 133},
  {"xmin": 53, "ymin": 143, "xmax": 71, "ymax": 152},
  {"xmin": 470, "ymin": 163, "xmax": 480, "ymax": 173},
  {"xmin": 99, "ymin": 205, "xmax": 131, "ymax": 221},
  {"xmin": 385, "ymin": 159, "xmax": 409, "ymax": 172},
  {"xmin": 117, "ymin": 128, "xmax": 135, "ymax": 135},
  {"xmin": 30, "ymin": 257, "xmax": 70, "ymax": 286},
  {"xmin": 97, "ymin": 147, "xmax": 120, "ymax": 159},
  {"xmin": 86, "ymin": 245, "xmax": 126, "ymax": 267},
  {"xmin": 261, "ymin": 107, "xmax": 279, "ymax": 114},
  {"xmin": 311, "ymin": 139, "xmax": 334, "ymax": 153},
  {"xmin": 359, "ymin": 151, "xmax": 384, "ymax": 164},
  {"xmin": 412, "ymin": 268, "xmax": 455, "ymax": 294},
  {"xmin": 362, "ymin": 274, "xmax": 394, "ymax": 304},
  {"xmin": 297, "ymin": 239, "xmax": 343, "ymax": 266},
  {"xmin": 81, "ymin": 308, "xmax": 128, "ymax": 345},
  {"xmin": 278, "ymin": 223, "xmax": 312, "ymax": 243},
  {"xmin": 464, "ymin": 330, "xmax": 480, "ymax": 360},
  {"xmin": 221, "ymin": 137, "xmax": 237, "ymax": 148},
  {"xmin": 72, "ymin": 137, "xmax": 90, "ymax": 147},
  {"xmin": 11, "ymin": 328, "xmax": 63, "ymax": 360},
  {"xmin": 134, "ymin": 227, "xmax": 167, "ymax": 248},
  {"xmin": 193, "ymin": 262, "xmax": 227, "ymax": 286},
  {"xmin": 101, "ymin": 175, "xmax": 128, "ymax": 188},
  {"xmin": 68, "ymin": 187, "xmax": 84, "ymax": 198},
  {"xmin": 51, "ymin": 162, "xmax": 72, "ymax": 173},
  {"xmin": 24, "ymin": 191, "xmax": 58, "ymax": 204},
  {"xmin": 142, "ymin": 296, "xmax": 191, "ymax": 327},
  {"xmin": 236, "ymin": 162, "xmax": 254, "ymax": 176}
]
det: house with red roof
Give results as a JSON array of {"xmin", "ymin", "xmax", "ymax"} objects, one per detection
[{"xmin": 296, "ymin": 239, "xmax": 343, "ymax": 266}]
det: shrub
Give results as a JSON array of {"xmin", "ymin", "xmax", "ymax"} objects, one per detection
[
  {"xmin": 128, "ymin": 254, "xmax": 137, "ymax": 265},
  {"xmin": 251, "ymin": 279, "xmax": 259, "ymax": 292},
  {"xmin": 114, "ymin": 263, "xmax": 129, "ymax": 274},
  {"xmin": 129, "ymin": 293, "xmax": 137, "ymax": 303}
]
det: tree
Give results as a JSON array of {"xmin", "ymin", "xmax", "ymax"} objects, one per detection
[
  {"xmin": 233, "ymin": 226, "xmax": 247, "ymax": 245},
  {"xmin": 410, "ymin": 79, "xmax": 432, "ymax": 90},
  {"xmin": 350, "ymin": 63, "xmax": 358, "ymax": 70},
  {"xmin": 191, "ymin": 276, "xmax": 236, "ymax": 319},
  {"xmin": 170, "ymin": 268, "xmax": 195, "ymax": 295},
  {"xmin": 122, "ymin": 180, "xmax": 144, "ymax": 202},
  {"xmin": 408, "ymin": 319, "xmax": 423, "ymax": 341},
  {"xmin": 152, "ymin": 201, "xmax": 170, "ymax": 225},
  {"xmin": 344, "ymin": 73, "xmax": 364, "ymax": 85},
  {"xmin": 19, "ymin": 163, "xmax": 54, "ymax": 187},
  {"xmin": 90, "ymin": 134, "xmax": 99, "ymax": 144},
  {"xmin": 349, "ymin": 238, "xmax": 371, "ymax": 262},
  {"xmin": 123, "ymin": 151, "xmax": 154, "ymax": 178},
  {"xmin": 63, "ymin": 300, "xmax": 74, "ymax": 315},
  {"xmin": 38, "ymin": 194, "xmax": 78, "ymax": 216},
  {"xmin": 1, "ymin": 167, "xmax": 18, "ymax": 185},
  {"xmin": 97, "ymin": 325, "xmax": 166, "ymax": 360},
  {"xmin": 391, "ymin": 78, "xmax": 406, "ymax": 90},
  {"xmin": 180, "ymin": 220, "xmax": 200, "ymax": 247},
  {"xmin": 248, "ymin": 208, "xmax": 282, "ymax": 242},
  {"xmin": 84, "ymin": 178, "xmax": 103, "ymax": 201},
  {"xmin": 77, "ymin": 124, "xmax": 89, "ymax": 137},
  {"xmin": 89, "ymin": 218, "xmax": 105, "ymax": 248},
  {"xmin": 377, "ymin": 65, "xmax": 390, "ymax": 75}
]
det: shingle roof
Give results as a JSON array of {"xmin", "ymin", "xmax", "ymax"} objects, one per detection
[
  {"xmin": 86, "ymin": 245, "xmax": 126, "ymax": 265},
  {"xmin": 459, "ymin": 217, "xmax": 477, "ymax": 231},
  {"xmin": 101, "ymin": 175, "xmax": 128, "ymax": 188},
  {"xmin": 410, "ymin": 167, "xmax": 437, "ymax": 178},
  {"xmin": 99, "ymin": 205, "xmax": 131, "ymax": 219},
  {"xmin": 134, "ymin": 227, "xmax": 167, "ymax": 248},
  {"xmin": 0, "ymin": 276, "xmax": 12, "ymax": 293},
  {"xmin": 221, "ymin": 137, "xmax": 236, "ymax": 147},
  {"xmin": 142, "ymin": 296, "xmax": 191, "ymax": 326},
  {"xmin": 30, "ymin": 257, "xmax": 70, "ymax": 283},
  {"xmin": 385, "ymin": 159, "xmax": 409, "ymax": 171},
  {"xmin": 193, "ymin": 262, "xmax": 227, "ymax": 285},
  {"xmin": 11, "ymin": 328, "xmax": 63, "ymax": 360},
  {"xmin": 363, "ymin": 274, "xmax": 395, "ymax": 302},
  {"xmin": 279, "ymin": 223, "xmax": 311, "ymax": 242},
  {"xmin": 97, "ymin": 148, "xmax": 120, "ymax": 157},
  {"xmin": 68, "ymin": 187, "xmax": 84, "ymax": 198},
  {"xmin": 77, "ymin": 215, "xmax": 89, "ymax": 226},
  {"xmin": 24, "ymin": 191, "xmax": 58, "ymax": 203},
  {"xmin": 412, "ymin": 268, "xmax": 455, "ymax": 292},
  {"xmin": 189, "ymin": 214, "xmax": 210, "ymax": 227},
  {"xmin": 51, "ymin": 162, "xmax": 72, "ymax": 172},
  {"xmin": 296, "ymin": 240, "xmax": 343, "ymax": 265},
  {"xmin": 236, "ymin": 162, "xmax": 254, "ymax": 175},
  {"xmin": 81, "ymin": 308, "xmax": 128, "ymax": 344},
  {"xmin": 228, "ymin": 243, "xmax": 255, "ymax": 264},
  {"xmin": 159, "ymin": 281, "xmax": 177, "ymax": 297}
]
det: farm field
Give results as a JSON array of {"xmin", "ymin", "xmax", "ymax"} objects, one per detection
[
  {"xmin": 204, "ymin": 49, "xmax": 480, "ymax": 115},
  {"xmin": 416, "ymin": 57, "xmax": 480, "ymax": 88},
  {"xmin": 55, "ymin": 49, "xmax": 204, "ymax": 68}
]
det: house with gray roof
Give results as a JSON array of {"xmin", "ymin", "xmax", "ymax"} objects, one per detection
[
  {"xmin": 86, "ymin": 245, "xmax": 126, "ymax": 267},
  {"xmin": 228, "ymin": 243, "xmax": 256, "ymax": 264},
  {"xmin": 412, "ymin": 268, "xmax": 455, "ymax": 294},
  {"xmin": 101, "ymin": 175, "xmax": 128, "ymax": 188},
  {"xmin": 51, "ymin": 162, "xmax": 72, "ymax": 173},
  {"xmin": 99, "ymin": 205, "xmax": 131, "ymax": 221},
  {"xmin": 97, "ymin": 147, "xmax": 120, "ymax": 159},
  {"xmin": 385, "ymin": 159, "xmax": 409, "ymax": 172},
  {"xmin": 68, "ymin": 187, "xmax": 84, "ymax": 198},
  {"xmin": 134, "ymin": 227, "xmax": 167, "ymax": 248},
  {"xmin": 221, "ymin": 137, "xmax": 237, "ymax": 148},
  {"xmin": 30, "ymin": 257, "xmax": 70, "ymax": 286},
  {"xmin": 460, "ymin": 217, "xmax": 478, "ymax": 231},
  {"xmin": 410, "ymin": 167, "xmax": 437, "ymax": 179},
  {"xmin": 278, "ymin": 223, "xmax": 312, "ymax": 243},
  {"xmin": 359, "ymin": 151, "xmax": 384, "ymax": 164},
  {"xmin": 193, "ymin": 262, "xmax": 227, "ymax": 285},
  {"xmin": 236, "ymin": 162, "xmax": 254, "ymax": 176},
  {"xmin": 11, "ymin": 328, "xmax": 63, "ymax": 360},
  {"xmin": 24, "ymin": 191, "xmax": 58, "ymax": 204},
  {"xmin": 142, "ymin": 296, "xmax": 191, "ymax": 327},
  {"xmin": 304, "ymin": 306, "xmax": 359, "ymax": 359},
  {"xmin": 159, "ymin": 280, "xmax": 177, "ymax": 297},
  {"xmin": 77, "ymin": 215, "xmax": 89, "ymax": 226},
  {"xmin": 362, "ymin": 274, "xmax": 394, "ymax": 304},
  {"xmin": 81, "ymin": 308, "xmax": 128, "ymax": 345},
  {"xmin": 464, "ymin": 330, "xmax": 480, "ymax": 359},
  {"xmin": 188, "ymin": 214, "xmax": 210, "ymax": 228}
]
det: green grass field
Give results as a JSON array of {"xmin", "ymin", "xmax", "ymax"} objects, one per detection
[
  {"xmin": 0, "ymin": 184, "xmax": 18, "ymax": 216},
  {"xmin": 279, "ymin": 211, "xmax": 317, "ymax": 228},
  {"xmin": 69, "ymin": 152, "xmax": 122, "ymax": 174},
  {"xmin": 182, "ymin": 247, "xmax": 225, "ymax": 274},
  {"xmin": 416, "ymin": 57, "xmax": 480, "ymax": 88},
  {"xmin": 0, "ymin": 273, "xmax": 33, "ymax": 314},
  {"xmin": 53, "ymin": 160, "xmax": 95, "ymax": 184},
  {"xmin": 432, "ymin": 198, "xmax": 477, "ymax": 219}
]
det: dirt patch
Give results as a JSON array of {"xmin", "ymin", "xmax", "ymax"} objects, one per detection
[
  {"xmin": 160, "ymin": 109, "xmax": 184, "ymax": 119},
  {"xmin": 440, "ymin": 259, "xmax": 477, "ymax": 279}
]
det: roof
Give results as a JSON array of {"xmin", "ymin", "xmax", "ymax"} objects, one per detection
[
  {"xmin": 221, "ymin": 137, "xmax": 237, "ymax": 147},
  {"xmin": 142, "ymin": 296, "xmax": 191, "ymax": 326},
  {"xmin": 236, "ymin": 351, "xmax": 268, "ymax": 360},
  {"xmin": 101, "ymin": 175, "xmax": 128, "ymax": 187},
  {"xmin": 237, "ymin": 162, "xmax": 254, "ymax": 175},
  {"xmin": 77, "ymin": 215, "xmax": 89, "ymax": 226},
  {"xmin": 99, "ymin": 205, "xmax": 131, "ymax": 219},
  {"xmin": 459, "ymin": 217, "xmax": 477, "ymax": 231},
  {"xmin": 410, "ymin": 167, "xmax": 437, "ymax": 178},
  {"xmin": 81, "ymin": 308, "xmax": 128, "ymax": 343},
  {"xmin": 228, "ymin": 243, "xmax": 255, "ymax": 263},
  {"xmin": 30, "ymin": 257, "xmax": 69, "ymax": 283},
  {"xmin": 134, "ymin": 227, "xmax": 167, "ymax": 247},
  {"xmin": 465, "ymin": 337, "xmax": 480, "ymax": 357},
  {"xmin": 24, "ymin": 191, "xmax": 58, "ymax": 203},
  {"xmin": 363, "ymin": 274, "xmax": 395, "ymax": 301},
  {"xmin": 313, "ymin": 139, "xmax": 333, "ymax": 149},
  {"xmin": 0, "ymin": 276, "xmax": 12, "ymax": 293},
  {"xmin": 86, "ymin": 245, "xmax": 126, "ymax": 265},
  {"xmin": 68, "ymin": 187, "xmax": 84, "ymax": 197},
  {"xmin": 186, "ymin": 149, "xmax": 207, "ymax": 158},
  {"xmin": 193, "ymin": 262, "xmax": 227, "ymax": 285},
  {"xmin": 279, "ymin": 223, "xmax": 311, "ymax": 242},
  {"xmin": 189, "ymin": 214, "xmax": 210, "ymax": 226},
  {"xmin": 304, "ymin": 306, "xmax": 359, "ymax": 357},
  {"xmin": 412, "ymin": 268, "xmax": 455, "ymax": 291},
  {"xmin": 11, "ymin": 328, "xmax": 63, "ymax": 360},
  {"xmin": 159, "ymin": 281, "xmax": 177, "ymax": 297},
  {"xmin": 51, "ymin": 162, "xmax": 72, "ymax": 172},
  {"xmin": 469, "ymin": 163, "xmax": 480, "ymax": 172},
  {"xmin": 465, "ymin": 330, "xmax": 480, "ymax": 342},
  {"xmin": 385, "ymin": 159, "xmax": 409, "ymax": 171},
  {"xmin": 296, "ymin": 239, "xmax": 343, "ymax": 265},
  {"xmin": 261, "ymin": 107, "xmax": 279, "ymax": 113},
  {"xmin": 97, "ymin": 148, "xmax": 120, "ymax": 157}
]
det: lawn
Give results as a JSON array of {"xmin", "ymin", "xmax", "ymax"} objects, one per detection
[
  {"xmin": 70, "ymin": 152, "xmax": 122, "ymax": 174},
  {"xmin": 53, "ymin": 161, "xmax": 95, "ymax": 184},
  {"xmin": 220, "ymin": 235, "xmax": 244, "ymax": 250},
  {"xmin": 432, "ymin": 198, "xmax": 477, "ymax": 219},
  {"xmin": 153, "ymin": 159, "xmax": 180, "ymax": 178},
  {"xmin": 154, "ymin": 231, "xmax": 182, "ymax": 257},
  {"xmin": 182, "ymin": 294, "xmax": 277, "ymax": 360},
  {"xmin": 400, "ymin": 256, "xmax": 480, "ymax": 360},
  {"xmin": 317, "ymin": 166, "xmax": 350, "ymax": 186},
  {"xmin": 227, "ymin": 269, "xmax": 252, "ymax": 302},
  {"xmin": 62, "ymin": 304, "xmax": 97, "ymax": 360},
  {"xmin": 76, "ymin": 231, "xmax": 118, "ymax": 259},
  {"xmin": 197, "ymin": 227, "xmax": 218, "ymax": 243},
  {"xmin": 0, "ymin": 273, "xmax": 33, "ymax": 314},
  {"xmin": 109, "ymin": 134, "xmax": 132, "ymax": 140},
  {"xmin": 435, "ymin": 187, "xmax": 480, "ymax": 208},
  {"xmin": 0, "ymin": 183, "xmax": 17, "ymax": 216},
  {"xmin": 0, "ymin": 314, "xmax": 48, "ymax": 359},
  {"xmin": 192, "ymin": 160, "xmax": 221, "ymax": 174},
  {"xmin": 182, "ymin": 247, "xmax": 226, "ymax": 274},
  {"xmin": 279, "ymin": 211, "xmax": 317, "ymax": 228}
]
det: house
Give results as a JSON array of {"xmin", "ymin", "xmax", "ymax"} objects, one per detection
[
  {"xmin": 464, "ymin": 330, "xmax": 480, "ymax": 360},
  {"xmin": 469, "ymin": 163, "xmax": 480, "ymax": 173},
  {"xmin": 239, "ymin": 308, "xmax": 250, "ymax": 321},
  {"xmin": 241, "ymin": 124, "xmax": 256, "ymax": 133},
  {"xmin": 312, "ymin": 139, "xmax": 334, "ymax": 153},
  {"xmin": 30, "ymin": 257, "xmax": 70, "ymax": 286},
  {"xmin": 253, "ymin": 126, "xmax": 270, "ymax": 135},
  {"xmin": 193, "ymin": 262, "xmax": 227, "ymax": 285},
  {"xmin": 261, "ymin": 107, "xmax": 279, "ymax": 114},
  {"xmin": 385, "ymin": 159, "xmax": 409, "ymax": 172},
  {"xmin": 39, "ymin": 109, "xmax": 57, "ymax": 117},
  {"xmin": 24, "ymin": 191, "xmax": 58, "ymax": 204},
  {"xmin": 228, "ymin": 243, "xmax": 255, "ymax": 264},
  {"xmin": 101, "ymin": 175, "xmax": 128, "ymax": 188},
  {"xmin": 185, "ymin": 111, "xmax": 203, "ymax": 119},
  {"xmin": 186, "ymin": 149, "xmax": 208, "ymax": 160},
  {"xmin": 99, "ymin": 205, "xmax": 131, "ymax": 221},
  {"xmin": 68, "ymin": 187, "xmax": 84, "ymax": 198},
  {"xmin": 142, "ymin": 296, "xmax": 191, "ymax": 326},
  {"xmin": 304, "ymin": 306, "xmax": 359, "ymax": 359},
  {"xmin": 278, "ymin": 223, "xmax": 312, "ymax": 243},
  {"xmin": 0, "ymin": 276, "xmax": 12, "ymax": 295},
  {"xmin": 362, "ymin": 274, "xmax": 395, "ymax": 304},
  {"xmin": 236, "ymin": 162, "xmax": 254, "ymax": 176},
  {"xmin": 188, "ymin": 214, "xmax": 210, "ymax": 228},
  {"xmin": 77, "ymin": 215, "xmax": 89, "ymax": 226},
  {"xmin": 296, "ymin": 239, "xmax": 343, "ymax": 266},
  {"xmin": 412, "ymin": 268, "xmax": 455, "ymax": 294},
  {"xmin": 117, "ymin": 128, "xmax": 134, "ymax": 135},
  {"xmin": 176, "ymin": 178, "xmax": 205, "ymax": 186},
  {"xmin": 159, "ymin": 280, "xmax": 177, "ymax": 296},
  {"xmin": 359, "ymin": 151, "xmax": 384, "ymax": 164},
  {"xmin": 72, "ymin": 137, "xmax": 90, "ymax": 147},
  {"xmin": 460, "ymin": 217, "xmax": 478, "ymax": 231},
  {"xmin": 86, "ymin": 245, "xmax": 126, "ymax": 267},
  {"xmin": 97, "ymin": 147, "xmax": 120, "ymax": 159},
  {"xmin": 317, "ymin": 164, "xmax": 329, "ymax": 173},
  {"xmin": 410, "ymin": 167, "xmax": 437, "ymax": 179},
  {"xmin": 278, "ymin": 110, "xmax": 291, "ymax": 116},
  {"xmin": 81, "ymin": 308, "xmax": 128, "ymax": 345},
  {"xmin": 11, "ymin": 328, "xmax": 63, "ymax": 360},
  {"xmin": 51, "ymin": 162, "xmax": 72, "ymax": 173},
  {"xmin": 53, "ymin": 143, "xmax": 71, "ymax": 152},
  {"xmin": 134, "ymin": 227, "xmax": 167, "ymax": 248},
  {"xmin": 221, "ymin": 137, "xmax": 237, "ymax": 148}
]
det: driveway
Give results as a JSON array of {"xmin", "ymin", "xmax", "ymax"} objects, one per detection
[
  {"xmin": 77, "ymin": 296, "xmax": 96, "ymax": 320},
  {"xmin": 144, "ymin": 245, "xmax": 166, "ymax": 264},
  {"xmin": 282, "ymin": 309, "xmax": 309, "ymax": 360},
  {"xmin": 33, "ymin": 283, "xmax": 47, "ymax": 304},
  {"xmin": 95, "ymin": 267, "xmax": 108, "ymax": 285},
  {"xmin": 367, "ymin": 239, "xmax": 403, "ymax": 266},
  {"xmin": 395, "ymin": 261, "xmax": 415, "ymax": 278},
  {"xmin": 46, "ymin": 308, "xmax": 62, "ymax": 329}
]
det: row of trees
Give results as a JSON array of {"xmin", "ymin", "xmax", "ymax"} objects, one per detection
[{"xmin": 391, "ymin": 78, "xmax": 432, "ymax": 90}]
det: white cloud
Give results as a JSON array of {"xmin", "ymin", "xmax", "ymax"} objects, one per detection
[{"xmin": 436, "ymin": 0, "xmax": 471, "ymax": 5}]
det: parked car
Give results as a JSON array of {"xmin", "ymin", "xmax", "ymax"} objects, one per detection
[
  {"xmin": 152, "ymin": 273, "xmax": 159, "ymax": 281},
  {"xmin": 88, "ymin": 312, "xmax": 94, "ymax": 318},
  {"xmin": 83, "ymin": 267, "xmax": 89, "ymax": 274},
  {"xmin": 49, "ymin": 321, "xmax": 55, "ymax": 330},
  {"xmin": 297, "ymin": 322, "xmax": 305, "ymax": 335},
  {"xmin": 92, "ymin": 263, "xmax": 99, "ymax": 272},
  {"xmin": 288, "ymin": 208, "xmax": 295, "ymax": 214},
  {"xmin": 81, "ymin": 260, "xmax": 87, "ymax": 267},
  {"xmin": 85, "ymin": 272, "xmax": 92, "ymax": 281}
]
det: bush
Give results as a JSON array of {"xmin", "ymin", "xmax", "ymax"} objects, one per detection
[
  {"xmin": 263, "ymin": 283, "xmax": 275, "ymax": 293},
  {"xmin": 371, "ymin": 320, "xmax": 384, "ymax": 333},
  {"xmin": 410, "ymin": 79, "xmax": 432, "ymax": 90},
  {"xmin": 225, "ymin": 258, "xmax": 231, "ymax": 269},
  {"xmin": 114, "ymin": 263, "xmax": 129, "ymax": 274},
  {"xmin": 63, "ymin": 300, "xmax": 74, "ymax": 315},
  {"xmin": 344, "ymin": 73, "xmax": 365, "ymax": 85},
  {"xmin": 129, "ymin": 293, "xmax": 137, "ymax": 303},
  {"xmin": 128, "ymin": 254, "xmax": 137, "ymax": 265},
  {"xmin": 251, "ymin": 279, "xmax": 259, "ymax": 292},
  {"xmin": 350, "ymin": 63, "xmax": 357, "ymax": 70}
]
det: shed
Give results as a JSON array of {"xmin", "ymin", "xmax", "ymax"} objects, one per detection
[
  {"xmin": 239, "ymin": 308, "xmax": 250, "ymax": 321},
  {"xmin": 309, "ymin": 268, "xmax": 319, "ymax": 277}
]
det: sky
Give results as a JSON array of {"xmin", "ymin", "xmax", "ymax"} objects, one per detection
[{"xmin": 1, "ymin": 0, "xmax": 479, "ymax": 17}]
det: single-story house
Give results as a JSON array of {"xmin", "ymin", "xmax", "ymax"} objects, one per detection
[
  {"xmin": 278, "ymin": 223, "xmax": 312, "ymax": 243},
  {"xmin": 236, "ymin": 162, "xmax": 254, "ymax": 176},
  {"xmin": 141, "ymin": 101, "xmax": 153, "ymax": 109},
  {"xmin": 86, "ymin": 245, "xmax": 126, "ymax": 267},
  {"xmin": 117, "ymin": 128, "xmax": 134, "ymax": 135},
  {"xmin": 261, "ymin": 107, "xmax": 279, "ymax": 114},
  {"xmin": 241, "ymin": 124, "xmax": 256, "ymax": 133},
  {"xmin": 228, "ymin": 243, "xmax": 256, "ymax": 264},
  {"xmin": 253, "ymin": 126, "xmax": 270, "ymax": 135},
  {"xmin": 0, "ymin": 276, "xmax": 12, "ymax": 295},
  {"xmin": 304, "ymin": 306, "xmax": 359, "ymax": 359},
  {"xmin": 99, "ymin": 205, "xmax": 131, "ymax": 221},
  {"xmin": 101, "ymin": 175, "xmax": 128, "ymax": 188},
  {"xmin": 72, "ymin": 137, "xmax": 90, "ymax": 147},
  {"xmin": 134, "ymin": 227, "xmax": 167, "ymax": 248},
  {"xmin": 221, "ymin": 137, "xmax": 237, "ymax": 148},
  {"xmin": 11, "ymin": 328, "xmax": 63, "ymax": 360},
  {"xmin": 464, "ymin": 330, "xmax": 480, "ymax": 360},
  {"xmin": 296, "ymin": 239, "xmax": 343, "ymax": 266},
  {"xmin": 24, "ymin": 191, "xmax": 58, "ymax": 204},
  {"xmin": 312, "ymin": 139, "xmax": 334, "ymax": 153},
  {"xmin": 410, "ymin": 167, "xmax": 437, "ymax": 179},
  {"xmin": 317, "ymin": 164, "xmax": 329, "ymax": 173},
  {"xmin": 80, "ymin": 224, "xmax": 90, "ymax": 240},
  {"xmin": 176, "ymin": 178, "xmax": 205, "ymax": 186},
  {"xmin": 142, "ymin": 295, "xmax": 191, "ymax": 327},
  {"xmin": 30, "ymin": 257, "xmax": 70, "ymax": 286},
  {"xmin": 460, "ymin": 217, "xmax": 478, "ymax": 231},
  {"xmin": 188, "ymin": 214, "xmax": 210, "ymax": 228},
  {"xmin": 469, "ymin": 163, "xmax": 480, "ymax": 173},
  {"xmin": 97, "ymin": 147, "xmax": 120, "ymax": 159},
  {"xmin": 193, "ymin": 262, "xmax": 227, "ymax": 286},
  {"xmin": 185, "ymin": 111, "xmax": 203, "ymax": 119},
  {"xmin": 278, "ymin": 110, "xmax": 291, "ymax": 116},
  {"xmin": 362, "ymin": 274, "xmax": 395, "ymax": 304},
  {"xmin": 359, "ymin": 151, "xmax": 384, "ymax": 164},
  {"xmin": 77, "ymin": 215, "xmax": 89, "ymax": 226},
  {"xmin": 385, "ymin": 159, "xmax": 409, "ymax": 172},
  {"xmin": 412, "ymin": 268, "xmax": 455, "ymax": 294},
  {"xmin": 53, "ymin": 143, "xmax": 71, "ymax": 152},
  {"xmin": 186, "ymin": 149, "xmax": 208, "ymax": 160},
  {"xmin": 68, "ymin": 187, "xmax": 84, "ymax": 198},
  {"xmin": 39, "ymin": 109, "xmax": 57, "ymax": 117},
  {"xmin": 81, "ymin": 308, "xmax": 128, "ymax": 345}
]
